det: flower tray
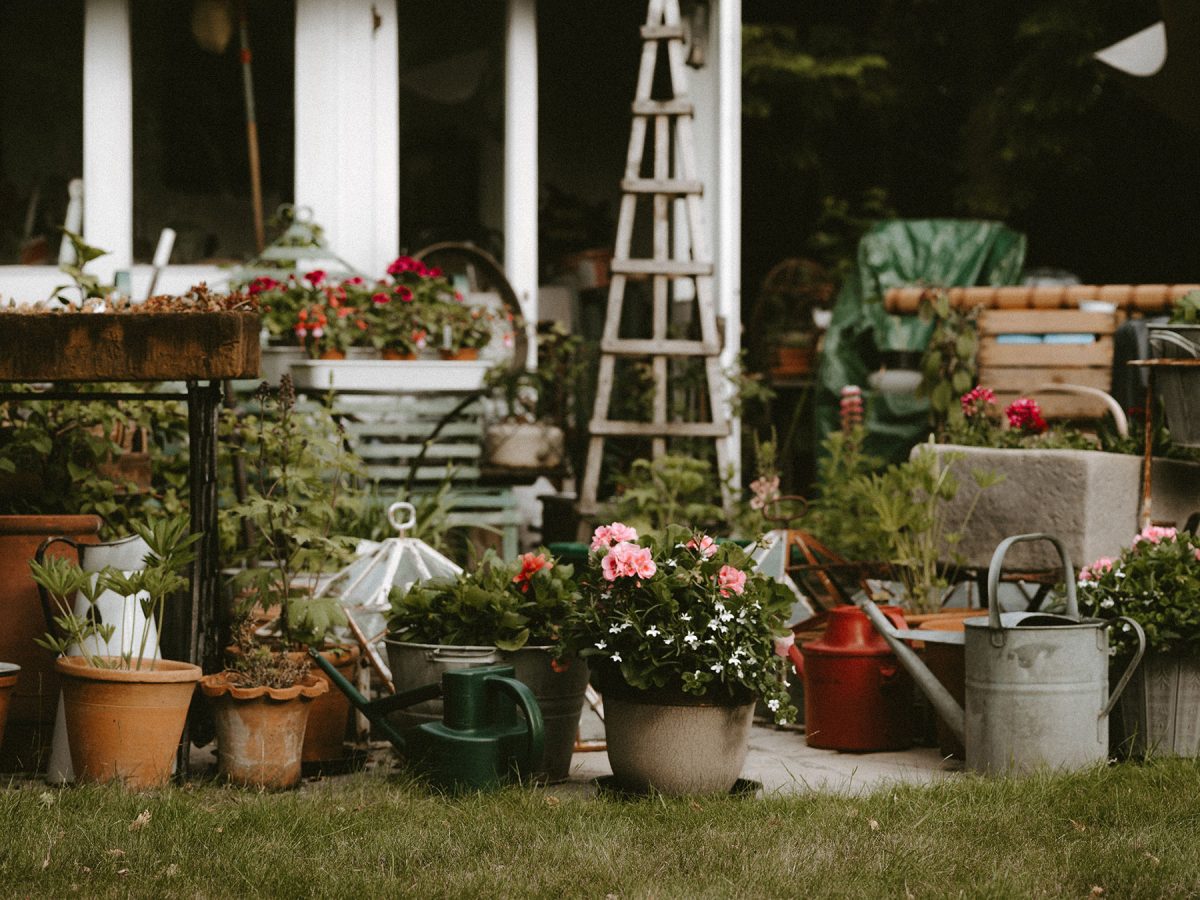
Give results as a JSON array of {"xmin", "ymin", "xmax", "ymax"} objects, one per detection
[
  {"xmin": 289, "ymin": 358, "xmax": 491, "ymax": 392},
  {"xmin": 0, "ymin": 311, "xmax": 261, "ymax": 382}
]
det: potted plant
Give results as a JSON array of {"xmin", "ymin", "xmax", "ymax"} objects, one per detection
[
  {"xmin": 367, "ymin": 286, "xmax": 430, "ymax": 360},
  {"xmin": 1079, "ymin": 524, "xmax": 1200, "ymax": 757},
  {"xmin": 1150, "ymin": 289, "xmax": 1200, "ymax": 447},
  {"xmin": 386, "ymin": 548, "xmax": 587, "ymax": 782},
  {"xmin": 434, "ymin": 299, "xmax": 496, "ymax": 360},
  {"xmin": 222, "ymin": 377, "xmax": 363, "ymax": 768},
  {"xmin": 771, "ymin": 329, "xmax": 817, "ymax": 378},
  {"xmin": 567, "ymin": 523, "xmax": 795, "ymax": 795},
  {"xmin": 29, "ymin": 515, "xmax": 201, "ymax": 789},
  {"xmin": 482, "ymin": 324, "xmax": 582, "ymax": 472}
]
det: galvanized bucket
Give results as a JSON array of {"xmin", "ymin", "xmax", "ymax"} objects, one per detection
[{"xmin": 384, "ymin": 641, "xmax": 588, "ymax": 783}]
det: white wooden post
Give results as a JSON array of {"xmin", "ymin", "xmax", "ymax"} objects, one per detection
[
  {"xmin": 83, "ymin": 0, "xmax": 133, "ymax": 281},
  {"xmin": 715, "ymin": 0, "xmax": 742, "ymax": 484},
  {"xmin": 294, "ymin": 0, "xmax": 399, "ymax": 275},
  {"xmin": 505, "ymin": 0, "xmax": 539, "ymax": 368}
]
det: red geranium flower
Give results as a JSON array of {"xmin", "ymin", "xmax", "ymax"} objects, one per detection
[
  {"xmin": 304, "ymin": 269, "xmax": 326, "ymax": 286},
  {"xmin": 247, "ymin": 276, "xmax": 280, "ymax": 295},
  {"xmin": 1005, "ymin": 397, "xmax": 1048, "ymax": 434},
  {"xmin": 511, "ymin": 552, "xmax": 553, "ymax": 594}
]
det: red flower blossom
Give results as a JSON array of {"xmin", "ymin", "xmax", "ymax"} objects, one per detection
[
  {"xmin": 960, "ymin": 386, "xmax": 996, "ymax": 419},
  {"xmin": 386, "ymin": 256, "xmax": 417, "ymax": 277},
  {"xmin": 372, "ymin": 292, "xmax": 390, "ymax": 305},
  {"xmin": 344, "ymin": 276, "xmax": 365, "ymax": 285},
  {"xmin": 512, "ymin": 552, "xmax": 553, "ymax": 593},
  {"xmin": 304, "ymin": 269, "xmax": 326, "ymax": 286},
  {"xmin": 1005, "ymin": 397, "xmax": 1047, "ymax": 434},
  {"xmin": 247, "ymin": 276, "xmax": 280, "ymax": 295},
  {"xmin": 394, "ymin": 285, "xmax": 414, "ymax": 302}
]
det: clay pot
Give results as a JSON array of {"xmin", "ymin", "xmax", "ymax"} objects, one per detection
[
  {"xmin": 772, "ymin": 345, "xmax": 814, "ymax": 377},
  {"xmin": 439, "ymin": 348, "xmax": 479, "ymax": 361},
  {"xmin": 0, "ymin": 664, "xmax": 20, "ymax": 753},
  {"xmin": 381, "ymin": 348, "xmax": 417, "ymax": 361},
  {"xmin": 55, "ymin": 656, "xmax": 201, "ymax": 789},
  {"xmin": 201, "ymin": 671, "xmax": 328, "ymax": 788},
  {"xmin": 301, "ymin": 645, "xmax": 360, "ymax": 764},
  {"xmin": 906, "ymin": 607, "xmax": 984, "ymax": 760},
  {"xmin": 319, "ymin": 349, "xmax": 347, "ymax": 360},
  {"xmin": 0, "ymin": 515, "xmax": 101, "ymax": 772}
]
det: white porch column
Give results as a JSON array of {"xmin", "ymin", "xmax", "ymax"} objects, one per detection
[
  {"xmin": 505, "ymin": 0, "xmax": 539, "ymax": 367},
  {"xmin": 715, "ymin": 0, "xmax": 742, "ymax": 482},
  {"xmin": 294, "ymin": 0, "xmax": 399, "ymax": 275},
  {"xmin": 83, "ymin": 0, "xmax": 133, "ymax": 279}
]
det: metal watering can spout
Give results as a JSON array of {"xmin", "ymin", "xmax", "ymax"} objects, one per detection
[{"xmin": 856, "ymin": 600, "xmax": 966, "ymax": 745}]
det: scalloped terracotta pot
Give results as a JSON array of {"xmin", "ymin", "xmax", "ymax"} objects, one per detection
[
  {"xmin": 201, "ymin": 672, "xmax": 328, "ymax": 789},
  {"xmin": 56, "ymin": 656, "xmax": 200, "ymax": 789}
]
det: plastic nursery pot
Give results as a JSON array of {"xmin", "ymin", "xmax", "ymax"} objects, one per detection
[
  {"xmin": 55, "ymin": 656, "xmax": 201, "ymax": 789},
  {"xmin": 201, "ymin": 672, "xmax": 328, "ymax": 789}
]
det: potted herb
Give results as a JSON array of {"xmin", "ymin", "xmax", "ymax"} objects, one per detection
[
  {"xmin": 221, "ymin": 377, "xmax": 363, "ymax": 768},
  {"xmin": 386, "ymin": 548, "xmax": 586, "ymax": 782},
  {"xmin": 30, "ymin": 516, "xmax": 201, "ymax": 789},
  {"xmin": 1079, "ymin": 524, "xmax": 1200, "ymax": 757},
  {"xmin": 567, "ymin": 523, "xmax": 795, "ymax": 795}
]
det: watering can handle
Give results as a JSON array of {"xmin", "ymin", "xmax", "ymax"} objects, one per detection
[
  {"xmin": 33, "ymin": 536, "xmax": 84, "ymax": 641},
  {"xmin": 986, "ymin": 533, "xmax": 1078, "ymax": 629},
  {"xmin": 486, "ymin": 675, "xmax": 545, "ymax": 778},
  {"xmin": 1101, "ymin": 616, "xmax": 1147, "ymax": 719}
]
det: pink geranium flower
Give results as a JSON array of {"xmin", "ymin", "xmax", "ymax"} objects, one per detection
[
  {"xmin": 1079, "ymin": 557, "xmax": 1114, "ymax": 582},
  {"xmin": 717, "ymin": 565, "xmax": 746, "ymax": 597},
  {"xmin": 960, "ymin": 386, "xmax": 996, "ymax": 419},
  {"xmin": 1135, "ymin": 525, "xmax": 1177, "ymax": 546},
  {"xmin": 590, "ymin": 522, "xmax": 638, "ymax": 552},
  {"xmin": 600, "ymin": 541, "xmax": 657, "ymax": 582},
  {"xmin": 686, "ymin": 535, "xmax": 717, "ymax": 558}
]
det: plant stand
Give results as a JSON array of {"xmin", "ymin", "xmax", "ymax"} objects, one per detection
[{"xmin": 0, "ymin": 310, "xmax": 260, "ymax": 778}]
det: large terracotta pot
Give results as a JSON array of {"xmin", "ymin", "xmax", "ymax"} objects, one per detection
[
  {"xmin": 439, "ymin": 348, "xmax": 479, "ymax": 361},
  {"xmin": 601, "ymin": 674, "xmax": 755, "ymax": 796},
  {"xmin": 302, "ymin": 645, "xmax": 360, "ymax": 764},
  {"xmin": 0, "ymin": 514, "xmax": 101, "ymax": 772},
  {"xmin": 906, "ymin": 608, "xmax": 985, "ymax": 760},
  {"xmin": 56, "ymin": 656, "xmax": 201, "ymax": 789},
  {"xmin": 0, "ymin": 664, "xmax": 20, "ymax": 753},
  {"xmin": 201, "ymin": 671, "xmax": 328, "ymax": 788}
]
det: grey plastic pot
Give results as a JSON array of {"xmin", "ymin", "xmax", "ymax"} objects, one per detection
[{"xmin": 384, "ymin": 640, "xmax": 588, "ymax": 783}]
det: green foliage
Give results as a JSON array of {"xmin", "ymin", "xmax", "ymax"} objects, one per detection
[
  {"xmin": 51, "ymin": 230, "xmax": 111, "ymax": 306},
  {"xmin": 31, "ymin": 514, "xmax": 197, "ymax": 669},
  {"xmin": 1079, "ymin": 527, "xmax": 1200, "ymax": 656},
  {"xmin": 918, "ymin": 291, "xmax": 980, "ymax": 434},
  {"xmin": 224, "ymin": 379, "xmax": 359, "ymax": 648},
  {"xmin": 388, "ymin": 550, "xmax": 578, "ymax": 651},
  {"xmin": 805, "ymin": 426, "xmax": 891, "ymax": 562},
  {"xmin": 226, "ymin": 618, "xmax": 312, "ymax": 690},
  {"xmin": 485, "ymin": 323, "xmax": 587, "ymax": 427},
  {"xmin": 566, "ymin": 524, "xmax": 795, "ymax": 723},
  {"xmin": 612, "ymin": 456, "xmax": 724, "ymax": 534},
  {"xmin": 0, "ymin": 387, "xmax": 189, "ymax": 538},
  {"xmin": 1170, "ymin": 290, "xmax": 1200, "ymax": 326}
]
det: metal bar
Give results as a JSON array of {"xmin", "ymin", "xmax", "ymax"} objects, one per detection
[
  {"xmin": 1140, "ymin": 371, "xmax": 1154, "ymax": 531},
  {"xmin": 0, "ymin": 392, "xmax": 190, "ymax": 402}
]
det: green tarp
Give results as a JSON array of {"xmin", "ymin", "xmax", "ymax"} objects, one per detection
[{"xmin": 814, "ymin": 219, "xmax": 1027, "ymax": 463}]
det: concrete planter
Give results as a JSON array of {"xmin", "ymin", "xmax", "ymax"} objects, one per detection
[
  {"xmin": 602, "ymin": 677, "xmax": 755, "ymax": 796},
  {"xmin": 484, "ymin": 422, "xmax": 564, "ymax": 470},
  {"xmin": 916, "ymin": 444, "xmax": 1141, "ymax": 571}
]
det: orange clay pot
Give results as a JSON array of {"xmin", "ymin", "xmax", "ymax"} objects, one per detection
[
  {"xmin": 439, "ymin": 348, "xmax": 479, "ymax": 361},
  {"xmin": 318, "ymin": 349, "xmax": 347, "ymax": 360},
  {"xmin": 0, "ymin": 514, "xmax": 101, "ymax": 772},
  {"xmin": 55, "ymin": 656, "xmax": 200, "ymax": 789},
  {"xmin": 381, "ymin": 348, "xmax": 417, "ymax": 361},
  {"xmin": 201, "ymin": 672, "xmax": 328, "ymax": 789},
  {"xmin": 0, "ymin": 664, "xmax": 19, "ymax": 753}
]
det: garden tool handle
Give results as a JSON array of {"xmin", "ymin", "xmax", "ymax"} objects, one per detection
[
  {"xmin": 486, "ymin": 675, "xmax": 545, "ymax": 777},
  {"xmin": 1101, "ymin": 616, "xmax": 1147, "ymax": 719},
  {"xmin": 34, "ymin": 536, "xmax": 85, "ymax": 641},
  {"xmin": 987, "ymin": 533, "xmax": 1078, "ymax": 629}
]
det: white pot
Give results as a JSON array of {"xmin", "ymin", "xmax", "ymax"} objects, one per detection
[{"xmin": 484, "ymin": 422, "xmax": 564, "ymax": 469}]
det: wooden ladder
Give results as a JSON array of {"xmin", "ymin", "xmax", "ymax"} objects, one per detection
[{"xmin": 579, "ymin": 0, "xmax": 732, "ymax": 516}]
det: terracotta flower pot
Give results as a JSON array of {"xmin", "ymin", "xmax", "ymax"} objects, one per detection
[
  {"xmin": 905, "ymin": 609, "xmax": 984, "ymax": 760},
  {"xmin": 381, "ymin": 348, "xmax": 417, "ymax": 361},
  {"xmin": 0, "ymin": 514, "xmax": 101, "ymax": 773},
  {"xmin": 319, "ymin": 349, "xmax": 347, "ymax": 361},
  {"xmin": 55, "ymin": 656, "xmax": 201, "ymax": 789},
  {"xmin": 601, "ymin": 676, "xmax": 754, "ymax": 796},
  {"xmin": 201, "ymin": 671, "xmax": 328, "ymax": 788},
  {"xmin": 439, "ymin": 348, "xmax": 479, "ymax": 361},
  {"xmin": 0, "ymin": 664, "xmax": 20, "ymax": 753}
]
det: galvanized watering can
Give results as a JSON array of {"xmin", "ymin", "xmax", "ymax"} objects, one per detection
[{"xmin": 860, "ymin": 533, "xmax": 1146, "ymax": 774}]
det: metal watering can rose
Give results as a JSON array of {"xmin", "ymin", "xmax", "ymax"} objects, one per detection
[{"xmin": 861, "ymin": 533, "xmax": 1146, "ymax": 775}]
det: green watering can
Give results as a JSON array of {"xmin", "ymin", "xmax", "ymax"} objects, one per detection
[{"xmin": 309, "ymin": 649, "xmax": 544, "ymax": 792}]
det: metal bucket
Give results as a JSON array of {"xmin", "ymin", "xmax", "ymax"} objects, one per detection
[
  {"xmin": 384, "ymin": 641, "xmax": 588, "ymax": 782},
  {"xmin": 1149, "ymin": 325, "xmax": 1200, "ymax": 447}
]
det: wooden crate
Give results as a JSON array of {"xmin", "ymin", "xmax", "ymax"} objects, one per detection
[{"xmin": 976, "ymin": 309, "xmax": 1117, "ymax": 419}]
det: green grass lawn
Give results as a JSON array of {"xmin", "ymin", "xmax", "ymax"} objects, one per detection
[{"xmin": 2, "ymin": 760, "xmax": 1199, "ymax": 898}]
